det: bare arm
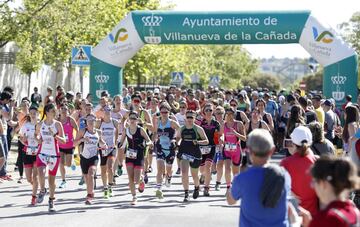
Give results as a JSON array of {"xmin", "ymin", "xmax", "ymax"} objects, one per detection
[
  {"xmin": 70, "ymin": 116, "xmax": 79, "ymax": 132},
  {"xmin": 195, "ymin": 125, "xmax": 209, "ymax": 146},
  {"xmin": 54, "ymin": 121, "xmax": 66, "ymax": 144}
]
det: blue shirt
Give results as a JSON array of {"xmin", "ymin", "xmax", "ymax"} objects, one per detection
[
  {"xmin": 265, "ymin": 100, "xmax": 278, "ymax": 118},
  {"xmin": 231, "ymin": 166, "xmax": 291, "ymax": 227}
]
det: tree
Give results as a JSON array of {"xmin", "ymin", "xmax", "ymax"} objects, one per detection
[
  {"xmin": 299, "ymin": 70, "xmax": 323, "ymax": 92},
  {"xmin": 240, "ymin": 73, "xmax": 281, "ymax": 91}
]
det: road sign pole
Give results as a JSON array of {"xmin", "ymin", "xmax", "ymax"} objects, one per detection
[{"xmin": 80, "ymin": 66, "xmax": 84, "ymax": 93}]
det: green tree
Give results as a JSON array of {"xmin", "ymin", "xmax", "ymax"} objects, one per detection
[{"xmin": 240, "ymin": 73, "xmax": 281, "ymax": 91}]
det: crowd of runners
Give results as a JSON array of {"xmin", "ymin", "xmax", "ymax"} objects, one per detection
[{"xmin": 0, "ymin": 84, "xmax": 359, "ymax": 226}]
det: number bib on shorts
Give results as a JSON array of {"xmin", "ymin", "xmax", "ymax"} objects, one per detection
[
  {"xmin": 181, "ymin": 153, "xmax": 196, "ymax": 163},
  {"xmin": 26, "ymin": 146, "xmax": 38, "ymax": 156},
  {"xmin": 225, "ymin": 143, "xmax": 237, "ymax": 152},
  {"xmin": 101, "ymin": 147, "xmax": 113, "ymax": 157},
  {"xmin": 39, "ymin": 153, "xmax": 58, "ymax": 171},
  {"xmin": 126, "ymin": 148, "xmax": 138, "ymax": 159},
  {"xmin": 200, "ymin": 146, "xmax": 212, "ymax": 155}
]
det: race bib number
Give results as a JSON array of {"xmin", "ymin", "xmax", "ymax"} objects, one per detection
[
  {"xmin": 181, "ymin": 153, "xmax": 195, "ymax": 163},
  {"xmin": 225, "ymin": 143, "xmax": 237, "ymax": 152},
  {"xmin": 215, "ymin": 145, "xmax": 222, "ymax": 153},
  {"xmin": 65, "ymin": 134, "xmax": 69, "ymax": 143},
  {"xmin": 26, "ymin": 146, "xmax": 38, "ymax": 156},
  {"xmin": 126, "ymin": 148, "xmax": 138, "ymax": 159},
  {"xmin": 200, "ymin": 146, "xmax": 211, "ymax": 155},
  {"xmin": 101, "ymin": 148, "xmax": 113, "ymax": 157}
]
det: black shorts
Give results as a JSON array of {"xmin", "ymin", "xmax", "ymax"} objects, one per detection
[
  {"xmin": 156, "ymin": 145, "xmax": 176, "ymax": 166},
  {"xmin": 125, "ymin": 148, "xmax": 145, "ymax": 169},
  {"xmin": 177, "ymin": 152, "xmax": 202, "ymax": 169},
  {"xmin": 100, "ymin": 148, "xmax": 116, "ymax": 166},
  {"xmin": 178, "ymin": 143, "xmax": 202, "ymax": 169},
  {"xmin": 200, "ymin": 146, "xmax": 216, "ymax": 166},
  {"xmin": 23, "ymin": 154, "xmax": 37, "ymax": 168},
  {"xmin": 80, "ymin": 155, "xmax": 98, "ymax": 174},
  {"xmin": 60, "ymin": 148, "xmax": 74, "ymax": 155}
]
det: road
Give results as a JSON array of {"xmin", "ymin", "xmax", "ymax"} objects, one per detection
[{"xmin": 0, "ymin": 146, "xmax": 284, "ymax": 227}]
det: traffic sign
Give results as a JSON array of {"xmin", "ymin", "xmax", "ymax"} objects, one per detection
[
  {"xmin": 171, "ymin": 72, "xmax": 184, "ymax": 84},
  {"xmin": 209, "ymin": 75, "xmax": 220, "ymax": 87},
  {"xmin": 72, "ymin": 45, "xmax": 92, "ymax": 65}
]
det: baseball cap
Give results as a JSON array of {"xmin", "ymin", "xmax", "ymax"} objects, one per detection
[
  {"xmin": 312, "ymin": 94, "xmax": 322, "ymax": 101},
  {"xmin": 154, "ymin": 88, "xmax": 160, "ymax": 94},
  {"xmin": 324, "ymin": 99, "xmax": 332, "ymax": 107},
  {"xmin": 290, "ymin": 126, "xmax": 313, "ymax": 146}
]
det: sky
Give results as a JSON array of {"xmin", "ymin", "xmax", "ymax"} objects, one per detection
[{"xmin": 162, "ymin": 0, "xmax": 359, "ymax": 59}]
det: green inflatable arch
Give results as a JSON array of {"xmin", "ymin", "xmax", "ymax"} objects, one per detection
[{"xmin": 90, "ymin": 11, "xmax": 358, "ymax": 105}]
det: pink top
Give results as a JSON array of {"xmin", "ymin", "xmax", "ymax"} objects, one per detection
[
  {"xmin": 224, "ymin": 122, "xmax": 240, "ymax": 152},
  {"xmin": 59, "ymin": 117, "xmax": 74, "ymax": 149}
]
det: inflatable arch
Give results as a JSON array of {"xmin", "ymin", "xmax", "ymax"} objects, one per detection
[{"xmin": 90, "ymin": 11, "xmax": 358, "ymax": 105}]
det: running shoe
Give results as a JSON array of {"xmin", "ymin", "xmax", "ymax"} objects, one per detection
[
  {"xmin": 183, "ymin": 194, "xmax": 189, "ymax": 203},
  {"xmin": 144, "ymin": 173, "xmax": 148, "ymax": 184},
  {"xmin": 59, "ymin": 180, "xmax": 66, "ymax": 189},
  {"xmin": 114, "ymin": 173, "xmax": 119, "ymax": 178},
  {"xmin": 85, "ymin": 194, "xmax": 93, "ymax": 205},
  {"xmin": 17, "ymin": 177, "xmax": 23, "ymax": 184},
  {"xmin": 79, "ymin": 176, "xmax": 85, "ymax": 186},
  {"xmin": 117, "ymin": 165, "xmax": 123, "ymax": 176},
  {"xmin": 31, "ymin": 196, "xmax": 37, "ymax": 206},
  {"xmin": 203, "ymin": 187, "xmax": 210, "ymax": 197},
  {"xmin": 199, "ymin": 175, "xmax": 205, "ymax": 185},
  {"xmin": 156, "ymin": 189, "xmax": 164, "ymax": 199},
  {"xmin": 109, "ymin": 187, "xmax": 113, "ymax": 197},
  {"xmin": 138, "ymin": 180, "xmax": 145, "ymax": 193},
  {"xmin": 193, "ymin": 188, "xmax": 200, "ymax": 199},
  {"xmin": 165, "ymin": 175, "xmax": 171, "ymax": 188},
  {"xmin": 48, "ymin": 199, "xmax": 56, "ymax": 212},
  {"xmin": 37, "ymin": 188, "xmax": 47, "ymax": 203},
  {"xmin": 176, "ymin": 168, "xmax": 181, "ymax": 175},
  {"xmin": 104, "ymin": 188, "xmax": 109, "ymax": 199},
  {"xmin": 215, "ymin": 182, "xmax": 221, "ymax": 191},
  {"xmin": 131, "ymin": 196, "xmax": 137, "ymax": 205},
  {"xmin": 148, "ymin": 166, "xmax": 153, "ymax": 173}
]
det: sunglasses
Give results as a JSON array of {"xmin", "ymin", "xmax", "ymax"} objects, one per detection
[
  {"xmin": 186, "ymin": 116, "xmax": 194, "ymax": 119},
  {"xmin": 204, "ymin": 109, "xmax": 213, "ymax": 112},
  {"xmin": 230, "ymin": 104, "xmax": 237, "ymax": 107},
  {"xmin": 161, "ymin": 111, "xmax": 169, "ymax": 114},
  {"xmin": 215, "ymin": 112, "xmax": 223, "ymax": 115},
  {"xmin": 180, "ymin": 106, "xmax": 186, "ymax": 109}
]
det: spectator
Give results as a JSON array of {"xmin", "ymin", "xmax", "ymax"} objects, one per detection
[
  {"xmin": 44, "ymin": 86, "xmax": 54, "ymax": 105},
  {"xmin": 227, "ymin": 129, "xmax": 292, "ymax": 227},
  {"xmin": 264, "ymin": 92, "xmax": 278, "ymax": 120},
  {"xmin": 30, "ymin": 87, "xmax": 42, "ymax": 106},
  {"xmin": 308, "ymin": 122, "xmax": 336, "ymax": 156},
  {"xmin": 342, "ymin": 105, "xmax": 359, "ymax": 155},
  {"xmin": 323, "ymin": 99, "xmax": 339, "ymax": 144},
  {"xmin": 280, "ymin": 126, "xmax": 319, "ymax": 216},
  {"xmin": 300, "ymin": 156, "xmax": 360, "ymax": 227},
  {"xmin": 298, "ymin": 96, "xmax": 317, "ymax": 124},
  {"xmin": 312, "ymin": 95, "xmax": 325, "ymax": 126}
]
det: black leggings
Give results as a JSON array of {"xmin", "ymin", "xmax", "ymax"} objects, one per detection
[{"xmin": 16, "ymin": 140, "xmax": 25, "ymax": 177}]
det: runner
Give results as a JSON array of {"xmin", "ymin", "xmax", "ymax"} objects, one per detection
[
  {"xmin": 223, "ymin": 106, "xmax": 246, "ymax": 192},
  {"xmin": 213, "ymin": 106, "xmax": 225, "ymax": 191},
  {"xmin": 74, "ymin": 114, "xmax": 107, "ymax": 205},
  {"xmin": 146, "ymin": 97, "xmax": 160, "ymax": 174},
  {"xmin": 35, "ymin": 103, "xmax": 66, "ymax": 212},
  {"xmin": 199, "ymin": 103, "xmax": 221, "ymax": 196},
  {"xmin": 97, "ymin": 105, "xmax": 118, "ymax": 199},
  {"xmin": 174, "ymin": 101, "xmax": 187, "ymax": 174},
  {"xmin": 111, "ymin": 95, "xmax": 126, "ymax": 178},
  {"xmin": 118, "ymin": 111, "xmax": 153, "ymax": 205},
  {"xmin": 256, "ymin": 99, "xmax": 274, "ymax": 132},
  {"xmin": 58, "ymin": 103, "xmax": 78, "ymax": 189},
  {"xmin": 152, "ymin": 103, "xmax": 180, "ymax": 199},
  {"xmin": 177, "ymin": 110, "xmax": 209, "ymax": 202},
  {"xmin": 19, "ymin": 105, "xmax": 39, "ymax": 205}
]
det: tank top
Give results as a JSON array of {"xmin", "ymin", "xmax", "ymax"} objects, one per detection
[
  {"xmin": 100, "ymin": 119, "xmax": 116, "ymax": 148},
  {"xmin": 39, "ymin": 121, "xmax": 59, "ymax": 156},
  {"xmin": 262, "ymin": 113, "xmax": 270, "ymax": 125},
  {"xmin": 238, "ymin": 103, "xmax": 247, "ymax": 112},
  {"xmin": 20, "ymin": 122, "xmax": 38, "ymax": 155},
  {"xmin": 59, "ymin": 117, "xmax": 74, "ymax": 149},
  {"xmin": 82, "ymin": 130, "xmax": 99, "ymax": 159},
  {"xmin": 157, "ymin": 119, "xmax": 175, "ymax": 150},
  {"xmin": 187, "ymin": 99, "xmax": 197, "ymax": 111},
  {"xmin": 224, "ymin": 121, "xmax": 239, "ymax": 145},
  {"xmin": 247, "ymin": 121, "xmax": 263, "ymax": 134},
  {"xmin": 200, "ymin": 119, "xmax": 220, "ymax": 146},
  {"xmin": 126, "ymin": 126, "xmax": 145, "ymax": 151},
  {"xmin": 179, "ymin": 125, "xmax": 201, "ymax": 158}
]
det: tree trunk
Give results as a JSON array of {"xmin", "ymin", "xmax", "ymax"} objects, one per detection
[{"xmin": 28, "ymin": 72, "xmax": 31, "ymax": 98}]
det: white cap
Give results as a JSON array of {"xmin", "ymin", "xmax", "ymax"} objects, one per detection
[
  {"xmin": 278, "ymin": 95, "xmax": 285, "ymax": 103},
  {"xmin": 240, "ymin": 90, "xmax": 247, "ymax": 96},
  {"xmin": 154, "ymin": 88, "xmax": 160, "ymax": 94},
  {"xmin": 290, "ymin": 126, "xmax": 313, "ymax": 146},
  {"xmin": 251, "ymin": 91, "xmax": 259, "ymax": 96}
]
